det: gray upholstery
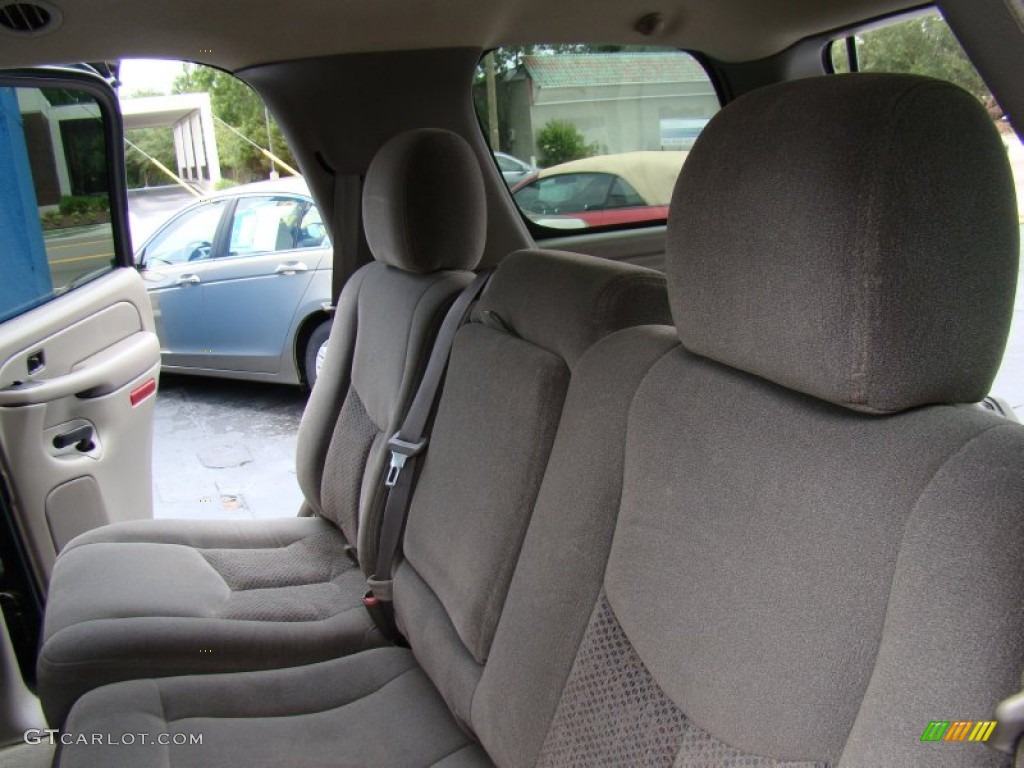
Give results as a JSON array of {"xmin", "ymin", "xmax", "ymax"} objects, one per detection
[
  {"xmin": 606, "ymin": 346, "xmax": 1020, "ymax": 765},
  {"xmin": 53, "ymin": 74, "xmax": 1023, "ymax": 768},
  {"xmin": 395, "ymin": 250, "xmax": 670, "ymax": 721},
  {"xmin": 474, "ymin": 248, "xmax": 670, "ymax": 368},
  {"xmin": 39, "ymin": 128, "xmax": 481, "ymax": 726},
  {"xmin": 58, "ymin": 649, "xmax": 480, "ymax": 768},
  {"xmin": 38, "ymin": 518, "xmax": 377, "ymax": 727},
  {"xmin": 536, "ymin": 592, "xmax": 827, "ymax": 768},
  {"xmin": 669, "ymin": 74, "xmax": 1019, "ymax": 414},
  {"xmin": 363, "ymin": 128, "xmax": 487, "ymax": 274},
  {"xmin": 473, "ymin": 326, "xmax": 680, "ymax": 768},
  {"xmin": 314, "ymin": 262, "xmax": 474, "ymax": 567}
]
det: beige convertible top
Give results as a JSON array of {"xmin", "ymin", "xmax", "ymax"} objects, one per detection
[{"xmin": 537, "ymin": 151, "xmax": 688, "ymax": 205}]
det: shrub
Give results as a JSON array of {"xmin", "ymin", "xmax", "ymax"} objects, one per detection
[
  {"xmin": 536, "ymin": 120, "xmax": 598, "ymax": 167},
  {"xmin": 214, "ymin": 178, "xmax": 239, "ymax": 191},
  {"xmin": 59, "ymin": 195, "xmax": 108, "ymax": 215}
]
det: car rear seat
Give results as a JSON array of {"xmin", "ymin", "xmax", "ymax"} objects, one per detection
[
  {"xmin": 38, "ymin": 144, "xmax": 672, "ymax": 728},
  {"xmin": 36, "ymin": 128, "xmax": 489, "ymax": 726},
  {"xmin": 57, "ymin": 73, "xmax": 1022, "ymax": 768}
]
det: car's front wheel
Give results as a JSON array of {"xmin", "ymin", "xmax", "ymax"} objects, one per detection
[{"xmin": 304, "ymin": 319, "xmax": 332, "ymax": 390}]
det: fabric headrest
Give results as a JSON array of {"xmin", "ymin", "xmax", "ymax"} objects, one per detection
[
  {"xmin": 667, "ymin": 74, "xmax": 1019, "ymax": 414},
  {"xmin": 476, "ymin": 249, "xmax": 671, "ymax": 368},
  {"xmin": 363, "ymin": 128, "xmax": 486, "ymax": 274}
]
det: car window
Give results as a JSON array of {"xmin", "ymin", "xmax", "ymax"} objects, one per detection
[
  {"xmin": 226, "ymin": 196, "xmax": 307, "ymax": 256},
  {"xmin": 0, "ymin": 86, "xmax": 119, "ymax": 323},
  {"xmin": 608, "ymin": 177, "xmax": 645, "ymax": 208},
  {"xmin": 296, "ymin": 204, "xmax": 328, "ymax": 248},
  {"xmin": 140, "ymin": 200, "xmax": 226, "ymax": 266},
  {"xmin": 828, "ymin": 10, "xmax": 1023, "ymax": 416},
  {"xmin": 475, "ymin": 46, "xmax": 719, "ymax": 232},
  {"xmin": 515, "ymin": 173, "xmax": 615, "ymax": 214},
  {"xmin": 495, "ymin": 155, "xmax": 521, "ymax": 172}
]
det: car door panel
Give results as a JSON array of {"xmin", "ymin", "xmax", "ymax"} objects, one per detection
[
  {"xmin": 137, "ymin": 199, "xmax": 230, "ymax": 368},
  {"xmin": 0, "ymin": 268, "xmax": 159, "ymax": 587},
  {"xmin": 200, "ymin": 249, "xmax": 318, "ymax": 373},
  {"xmin": 143, "ymin": 262, "xmax": 209, "ymax": 368},
  {"xmin": 198, "ymin": 195, "xmax": 321, "ymax": 374}
]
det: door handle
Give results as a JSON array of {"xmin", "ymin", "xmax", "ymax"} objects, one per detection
[
  {"xmin": 0, "ymin": 333, "xmax": 159, "ymax": 406},
  {"xmin": 52, "ymin": 424, "xmax": 95, "ymax": 452},
  {"xmin": 176, "ymin": 274, "xmax": 201, "ymax": 286},
  {"xmin": 275, "ymin": 261, "xmax": 309, "ymax": 275}
]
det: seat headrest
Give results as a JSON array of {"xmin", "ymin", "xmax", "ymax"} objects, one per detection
[
  {"xmin": 363, "ymin": 128, "xmax": 486, "ymax": 274},
  {"xmin": 667, "ymin": 74, "xmax": 1019, "ymax": 414},
  {"xmin": 476, "ymin": 249, "xmax": 671, "ymax": 368}
]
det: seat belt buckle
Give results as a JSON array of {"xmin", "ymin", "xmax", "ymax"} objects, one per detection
[
  {"xmin": 384, "ymin": 432, "xmax": 427, "ymax": 487},
  {"xmin": 988, "ymin": 690, "xmax": 1024, "ymax": 755}
]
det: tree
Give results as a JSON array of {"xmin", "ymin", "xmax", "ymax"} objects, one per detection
[
  {"xmin": 172, "ymin": 64, "xmax": 297, "ymax": 182},
  {"xmin": 120, "ymin": 89, "xmax": 177, "ymax": 188},
  {"xmin": 124, "ymin": 126, "xmax": 177, "ymax": 188},
  {"xmin": 837, "ymin": 13, "xmax": 996, "ymax": 114},
  {"xmin": 536, "ymin": 120, "xmax": 597, "ymax": 167}
]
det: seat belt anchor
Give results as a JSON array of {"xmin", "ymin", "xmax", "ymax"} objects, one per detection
[{"xmin": 384, "ymin": 432, "xmax": 427, "ymax": 487}]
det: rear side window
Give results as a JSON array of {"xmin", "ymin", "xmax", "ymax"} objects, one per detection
[
  {"xmin": 475, "ymin": 47, "xmax": 719, "ymax": 233},
  {"xmin": 227, "ymin": 196, "xmax": 307, "ymax": 256},
  {"xmin": 828, "ymin": 10, "xmax": 1023, "ymax": 416},
  {"xmin": 141, "ymin": 200, "xmax": 226, "ymax": 265},
  {"xmin": 0, "ymin": 86, "xmax": 119, "ymax": 323}
]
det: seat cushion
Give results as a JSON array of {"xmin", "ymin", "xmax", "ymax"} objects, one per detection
[
  {"xmin": 39, "ymin": 517, "xmax": 380, "ymax": 727},
  {"xmin": 56, "ymin": 648, "xmax": 489, "ymax": 768}
]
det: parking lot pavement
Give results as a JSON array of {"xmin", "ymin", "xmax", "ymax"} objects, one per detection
[{"xmin": 151, "ymin": 374, "xmax": 307, "ymax": 520}]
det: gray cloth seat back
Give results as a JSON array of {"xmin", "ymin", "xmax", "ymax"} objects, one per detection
[
  {"xmin": 474, "ymin": 74, "xmax": 1023, "ymax": 767},
  {"xmin": 296, "ymin": 127, "xmax": 486, "ymax": 573},
  {"xmin": 392, "ymin": 247, "xmax": 671, "ymax": 727},
  {"xmin": 36, "ymin": 128, "xmax": 488, "ymax": 727}
]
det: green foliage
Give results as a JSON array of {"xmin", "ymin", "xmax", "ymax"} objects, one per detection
[
  {"xmin": 835, "ymin": 13, "xmax": 995, "ymax": 113},
  {"xmin": 536, "ymin": 120, "xmax": 597, "ymax": 167},
  {"xmin": 59, "ymin": 195, "xmax": 108, "ymax": 215},
  {"xmin": 214, "ymin": 178, "xmax": 239, "ymax": 191},
  {"xmin": 173, "ymin": 64, "xmax": 297, "ymax": 182},
  {"xmin": 125, "ymin": 126, "xmax": 178, "ymax": 188}
]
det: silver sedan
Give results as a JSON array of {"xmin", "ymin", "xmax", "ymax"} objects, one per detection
[{"xmin": 135, "ymin": 176, "xmax": 333, "ymax": 388}]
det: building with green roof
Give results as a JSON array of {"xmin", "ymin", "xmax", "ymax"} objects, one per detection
[{"xmin": 498, "ymin": 52, "xmax": 719, "ymax": 165}]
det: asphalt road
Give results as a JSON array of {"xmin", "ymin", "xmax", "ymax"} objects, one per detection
[
  {"xmin": 43, "ymin": 226, "xmax": 115, "ymax": 291},
  {"xmin": 151, "ymin": 374, "xmax": 307, "ymax": 519}
]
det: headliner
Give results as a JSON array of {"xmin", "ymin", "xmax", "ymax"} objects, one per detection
[{"xmin": 0, "ymin": 0, "xmax": 921, "ymax": 73}]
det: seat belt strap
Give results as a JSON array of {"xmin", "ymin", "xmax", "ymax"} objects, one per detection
[{"xmin": 367, "ymin": 271, "xmax": 491, "ymax": 608}]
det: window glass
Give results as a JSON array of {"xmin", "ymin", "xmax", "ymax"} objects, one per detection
[
  {"xmin": 297, "ymin": 205, "xmax": 328, "ymax": 249},
  {"xmin": 476, "ymin": 46, "xmax": 719, "ymax": 232},
  {"xmin": 141, "ymin": 200, "xmax": 225, "ymax": 265},
  {"xmin": 829, "ymin": 11, "xmax": 1023, "ymax": 416},
  {"xmin": 495, "ymin": 154, "xmax": 521, "ymax": 173},
  {"xmin": 227, "ymin": 196, "xmax": 306, "ymax": 256},
  {"xmin": 0, "ymin": 86, "xmax": 118, "ymax": 323}
]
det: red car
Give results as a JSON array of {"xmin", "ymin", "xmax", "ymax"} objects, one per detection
[{"xmin": 511, "ymin": 151, "xmax": 688, "ymax": 229}]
